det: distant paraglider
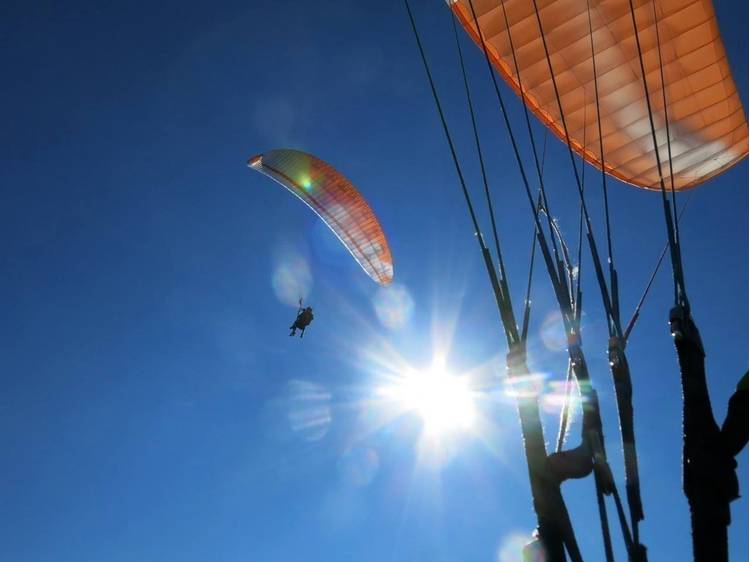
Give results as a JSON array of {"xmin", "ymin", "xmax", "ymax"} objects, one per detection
[
  {"xmin": 248, "ymin": 149, "xmax": 394, "ymax": 285},
  {"xmin": 289, "ymin": 298, "xmax": 314, "ymax": 338}
]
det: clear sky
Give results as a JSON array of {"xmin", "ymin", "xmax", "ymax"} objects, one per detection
[{"xmin": 1, "ymin": 1, "xmax": 747, "ymax": 561}]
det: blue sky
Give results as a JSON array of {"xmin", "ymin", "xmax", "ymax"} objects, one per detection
[{"xmin": 1, "ymin": 1, "xmax": 747, "ymax": 561}]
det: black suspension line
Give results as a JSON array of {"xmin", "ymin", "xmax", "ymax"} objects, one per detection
[
  {"xmin": 522, "ymin": 133, "xmax": 549, "ymax": 344},
  {"xmin": 522, "ymin": 191, "xmax": 544, "ymax": 344},
  {"xmin": 557, "ymin": 126, "xmax": 585, "ymax": 448},
  {"xmin": 650, "ymin": 0, "xmax": 683, "ymax": 277},
  {"xmin": 624, "ymin": 14, "xmax": 726, "ymax": 556},
  {"xmin": 555, "ymin": 97, "xmax": 588, "ymax": 456},
  {"xmin": 521, "ymin": 228, "xmax": 537, "ymax": 344},
  {"xmin": 584, "ymin": 2, "xmax": 647, "ymax": 554},
  {"xmin": 555, "ymin": 362, "xmax": 576, "ymax": 453},
  {"xmin": 539, "ymin": 207, "xmax": 575, "ymax": 303},
  {"xmin": 527, "ymin": 4, "xmax": 655, "ymax": 560},
  {"xmin": 611, "ymin": 487, "xmax": 636, "ymax": 554},
  {"xmin": 496, "ymin": 0, "xmax": 568, "ymax": 295},
  {"xmin": 493, "ymin": 13, "xmax": 592, "ymax": 458},
  {"xmin": 624, "ymin": 244, "xmax": 666, "ymax": 344},
  {"xmin": 574, "ymin": 196, "xmax": 584, "ymax": 327},
  {"xmin": 403, "ymin": 0, "xmax": 517, "ymax": 348},
  {"xmin": 450, "ymin": 12, "xmax": 514, "ymax": 315},
  {"xmin": 403, "ymin": 4, "xmax": 579, "ymax": 561},
  {"xmin": 625, "ymin": 0, "xmax": 688, "ymax": 311},
  {"xmin": 574, "ymin": 96, "xmax": 588, "ymax": 326},
  {"xmin": 529, "ymin": 0, "xmax": 620, "ymax": 342},
  {"xmin": 541, "ymin": 116, "xmax": 582, "ymax": 458},
  {"xmin": 471, "ymin": 0, "xmax": 609, "ymax": 493},
  {"xmin": 573, "ymin": 111, "xmax": 585, "ymax": 328},
  {"xmin": 584, "ymin": 0, "xmax": 621, "ymax": 335},
  {"xmin": 526, "ymin": 0, "xmax": 612, "ymax": 455},
  {"xmin": 521, "ymin": 131, "xmax": 548, "ymax": 342},
  {"xmin": 624, "ymin": 194, "xmax": 693, "ymax": 342},
  {"xmin": 456, "ymin": 5, "xmax": 644, "ymax": 561},
  {"xmin": 465, "ymin": 0, "xmax": 576, "ymax": 339}
]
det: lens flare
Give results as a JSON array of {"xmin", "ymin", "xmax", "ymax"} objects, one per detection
[
  {"xmin": 377, "ymin": 364, "xmax": 476, "ymax": 436},
  {"xmin": 338, "ymin": 446, "xmax": 380, "ymax": 487},
  {"xmin": 540, "ymin": 310, "xmax": 567, "ymax": 351},
  {"xmin": 502, "ymin": 372, "xmax": 546, "ymax": 400},
  {"xmin": 272, "ymin": 250, "xmax": 312, "ymax": 306},
  {"xmin": 521, "ymin": 536, "xmax": 548, "ymax": 562},
  {"xmin": 372, "ymin": 283, "xmax": 414, "ymax": 330},
  {"xmin": 498, "ymin": 531, "xmax": 533, "ymax": 562},
  {"xmin": 540, "ymin": 378, "xmax": 581, "ymax": 415},
  {"xmin": 286, "ymin": 379, "xmax": 331, "ymax": 442}
]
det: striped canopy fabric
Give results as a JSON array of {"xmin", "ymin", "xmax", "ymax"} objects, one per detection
[
  {"xmin": 249, "ymin": 149, "xmax": 393, "ymax": 285},
  {"xmin": 452, "ymin": 0, "xmax": 748, "ymax": 190}
]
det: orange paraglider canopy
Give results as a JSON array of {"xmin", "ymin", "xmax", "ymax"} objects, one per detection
[
  {"xmin": 248, "ymin": 149, "xmax": 394, "ymax": 285},
  {"xmin": 451, "ymin": 0, "xmax": 748, "ymax": 190}
]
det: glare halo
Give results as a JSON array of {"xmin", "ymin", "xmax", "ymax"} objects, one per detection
[{"xmin": 378, "ymin": 357, "xmax": 477, "ymax": 437}]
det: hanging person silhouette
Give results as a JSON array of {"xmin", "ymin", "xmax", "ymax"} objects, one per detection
[{"xmin": 289, "ymin": 306, "xmax": 314, "ymax": 338}]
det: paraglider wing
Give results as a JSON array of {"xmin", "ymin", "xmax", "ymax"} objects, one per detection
[
  {"xmin": 451, "ymin": 0, "xmax": 748, "ymax": 190},
  {"xmin": 248, "ymin": 149, "xmax": 394, "ymax": 285}
]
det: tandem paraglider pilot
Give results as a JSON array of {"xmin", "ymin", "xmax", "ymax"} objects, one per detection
[{"xmin": 289, "ymin": 306, "xmax": 314, "ymax": 338}]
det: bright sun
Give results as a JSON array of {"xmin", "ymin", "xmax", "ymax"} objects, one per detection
[{"xmin": 378, "ymin": 357, "xmax": 476, "ymax": 436}]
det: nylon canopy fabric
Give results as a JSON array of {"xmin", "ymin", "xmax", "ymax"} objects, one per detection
[
  {"xmin": 248, "ymin": 149, "xmax": 394, "ymax": 285},
  {"xmin": 451, "ymin": 0, "xmax": 748, "ymax": 190}
]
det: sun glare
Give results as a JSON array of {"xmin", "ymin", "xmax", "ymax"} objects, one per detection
[{"xmin": 378, "ymin": 358, "xmax": 476, "ymax": 436}]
